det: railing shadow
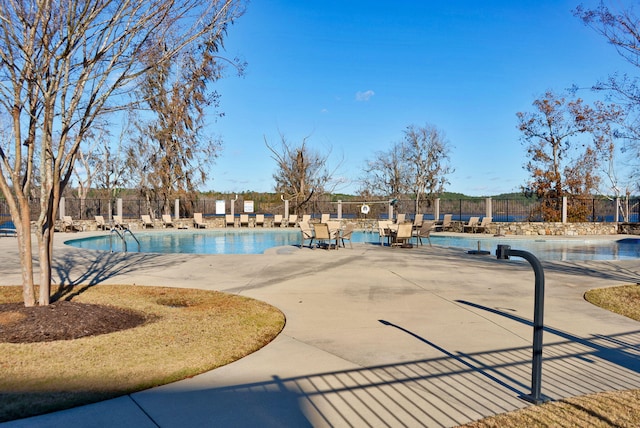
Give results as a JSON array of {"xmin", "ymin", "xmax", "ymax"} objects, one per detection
[{"xmin": 126, "ymin": 322, "xmax": 640, "ymax": 428}]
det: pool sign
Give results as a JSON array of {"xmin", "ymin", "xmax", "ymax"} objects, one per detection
[
  {"xmin": 215, "ymin": 200, "xmax": 226, "ymax": 215},
  {"xmin": 244, "ymin": 200, "xmax": 254, "ymax": 213}
]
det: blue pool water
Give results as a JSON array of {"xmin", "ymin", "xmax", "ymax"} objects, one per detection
[{"xmin": 64, "ymin": 229, "xmax": 640, "ymax": 261}]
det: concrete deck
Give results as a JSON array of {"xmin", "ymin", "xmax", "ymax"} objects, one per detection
[{"xmin": 1, "ymin": 232, "xmax": 640, "ymax": 427}]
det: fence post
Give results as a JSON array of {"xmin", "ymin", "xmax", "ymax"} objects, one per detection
[
  {"xmin": 337, "ymin": 200, "xmax": 342, "ymax": 219},
  {"xmin": 117, "ymin": 198, "xmax": 123, "ymax": 218},
  {"xmin": 388, "ymin": 201, "xmax": 393, "ymax": 220},
  {"xmin": 59, "ymin": 197, "xmax": 65, "ymax": 219},
  {"xmin": 486, "ymin": 197, "xmax": 492, "ymax": 219},
  {"xmin": 174, "ymin": 199, "xmax": 180, "ymax": 220},
  {"xmin": 434, "ymin": 198, "xmax": 440, "ymax": 221},
  {"xmin": 562, "ymin": 197, "xmax": 567, "ymax": 223}
]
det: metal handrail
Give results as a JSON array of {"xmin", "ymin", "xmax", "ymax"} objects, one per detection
[{"xmin": 109, "ymin": 226, "xmax": 141, "ymax": 253}]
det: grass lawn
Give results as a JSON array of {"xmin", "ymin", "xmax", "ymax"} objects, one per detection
[{"xmin": 0, "ymin": 284, "xmax": 285, "ymax": 422}]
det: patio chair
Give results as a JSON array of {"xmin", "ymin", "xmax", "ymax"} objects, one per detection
[
  {"xmin": 273, "ymin": 214, "xmax": 283, "ymax": 228},
  {"xmin": 240, "ymin": 214, "xmax": 249, "ymax": 227},
  {"xmin": 113, "ymin": 215, "xmax": 129, "ymax": 230},
  {"xmin": 162, "ymin": 214, "xmax": 174, "ymax": 228},
  {"xmin": 298, "ymin": 221, "xmax": 315, "ymax": 248},
  {"xmin": 395, "ymin": 213, "xmax": 406, "ymax": 223},
  {"xmin": 193, "ymin": 213, "xmax": 206, "ymax": 229},
  {"xmin": 301, "ymin": 214, "xmax": 311, "ymax": 224},
  {"xmin": 392, "ymin": 222, "xmax": 413, "ymax": 247},
  {"xmin": 463, "ymin": 217, "xmax": 480, "ymax": 233},
  {"xmin": 377, "ymin": 220, "xmax": 393, "ymax": 246},
  {"xmin": 413, "ymin": 213, "xmax": 424, "ymax": 230},
  {"xmin": 475, "ymin": 216, "xmax": 492, "ymax": 234},
  {"xmin": 255, "ymin": 214, "xmax": 265, "ymax": 227},
  {"xmin": 340, "ymin": 222, "xmax": 356, "ymax": 249},
  {"xmin": 61, "ymin": 216, "xmax": 82, "ymax": 232},
  {"xmin": 413, "ymin": 220, "xmax": 434, "ymax": 246},
  {"xmin": 435, "ymin": 214, "xmax": 453, "ymax": 232},
  {"xmin": 225, "ymin": 214, "xmax": 235, "ymax": 227},
  {"xmin": 288, "ymin": 214, "xmax": 298, "ymax": 227},
  {"xmin": 320, "ymin": 213, "xmax": 330, "ymax": 223},
  {"xmin": 95, "ymin": 215, "xmax": 109, "ymax": 230},
  {"xmin": 141, "ymin": 214, "xmax": 154, "ymax": 229},
  {"xmin": 312, "ymin": 223, "xmax": 338, "ymax": 250}
]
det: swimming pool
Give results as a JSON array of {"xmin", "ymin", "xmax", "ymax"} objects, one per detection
[{"xmin": 64, "ymin": 229, "xmax": 640, "ymax": 261}]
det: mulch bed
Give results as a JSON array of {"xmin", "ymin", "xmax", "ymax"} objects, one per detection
[{"xmin": 0, "ymin": 301, "xmax": 147, "ymax": 343}]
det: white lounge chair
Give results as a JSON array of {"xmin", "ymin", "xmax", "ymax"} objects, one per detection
[
  {"xmin": 162, "ymin": 215, "xmax": 174, "ymax": 228},
  {"xmin": 141, "ymin": 214, "xmax": 154, "ymax": 229},
  {"xmin": 193, "ymin": 213, "xmax": 206, "ymax": 229}
]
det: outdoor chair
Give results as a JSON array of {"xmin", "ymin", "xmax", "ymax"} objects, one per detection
[
  {"xmin": 288, "ymin": 214, "xmax": 298, "ymax": 227},
  {"xmin": 193, "ymin": 213, "xmax": 206, "ymax": 229},
  {"xmin": 95, "ymin": 215, "xmax": 109, "ymax": 230},
  {"xmin": 162, "ymin": 215, "xmax": 174, "ymax": 228},
  {"xmin": 463, "ymin": 217, "xmax": 480, "ymax": 233},
  {"xmin": 395, "ymin": 213, "xmax": 406, "ymax": 223},
  {"xmin": 377, "ymin": 220, "xmax": 393, "ymax": 246},
  {"xmin": 392, "ymin": 222, "xmax": 413, "ymax": 247},
  {"xmin": 312, "ymin": 223, "xmax": 338, "ymax": 250},
  {"xmin": 240, "ymin": 214, "xmax": 249, "ymax": 227},
  {"xmin": 273, "ymin": 214, "xmax": 283, "ymax": 228},
  {"xmin": 62, "ymin": 216, "xmax": 82, "ymax": 232},
  {"xmin": 475, "ymin": 216, "xmax": 492, "ymax": 233},
  {"xmin": 255, "ymin": 214, "xmax": 265, "ymax": 227},
  {"xmin": 141, "ymin": 215, "xmax": 154, "ymax": 229},
  {"xmin": 298, "ymin": 221, "xmax": 315, "ymax": 248},
  {"xmin": 320, "ymin": 213, "xmax": 330, "ymax": 223},
  {"xmin": 113, "ymin": 215, "xmax": 129, "ymax": 230},
  {"xmin": 413, "ymin": 220, "xmax": 434, "ymax": 246},
  {"xmin": 340, "ymin": 222, "xmax": 356, "ymax": 248},
  {"xmin": 225, "ymin": 214, "xmax": 235, "ymax": 227},
  {"xmin": 435, "ymin": 214, "xmax": 453, "ymax": 232},
  {"xmin": 413, "ymin": 213, "xmax": 424, "ymax": 231}
]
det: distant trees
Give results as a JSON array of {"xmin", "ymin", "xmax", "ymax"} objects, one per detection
[
  {"xmin": 360, "ymin": 124, "xmax": 453, "ymax": 212},
  {"xmin": 0, "ymin": 0, "xmax": 245, "ymax": 307},
  {"xmin": 265, "ymin": 133, "xmax": 342, "ymax": 215},
  {"xmin": 517, "ymin": 91, "xmax": 622, "ymax": 221}
]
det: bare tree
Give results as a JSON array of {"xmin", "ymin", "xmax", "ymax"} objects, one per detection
[
  {"xmin": 265, "ymin": 132, "xmax": 341, "ymax": 215},
  {"xmin": 360, "ymin": 124, "xmax": 453, "ymax": 212},
  {"xmin": 403, "ymin": 124, "xmax": 453, "ymax": 213},
  {"xmin": 0, "ymin": 0, "xmax": 245, "ymax": 306}
]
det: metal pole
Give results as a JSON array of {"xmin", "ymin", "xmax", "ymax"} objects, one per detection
[{"xmin": 496, "ymin": 245, "xmax": 547, "ymax": 404}]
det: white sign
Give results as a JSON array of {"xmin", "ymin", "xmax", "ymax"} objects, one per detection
[
  {"xmin": 244, "ymin": 201, "xmax": 254, "ymax": 213},
  {"xmin": 215, "ymin": 200, "xmax": 226, "ymax": 215}
]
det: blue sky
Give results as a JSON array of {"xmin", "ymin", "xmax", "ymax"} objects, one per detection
[{"xmin": 209, "ymin": 0, "xmax": 636, "ymax": 196}]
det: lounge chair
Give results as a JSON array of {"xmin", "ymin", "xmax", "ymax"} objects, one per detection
[
  {"xmin": 240, "ymin": 214, "xmax": 249, "ymax": 227},
  {"xmin": 113, "ymin": 215, "xmax": 128, "ymax": 230},
  {"xmin": 299, "ymin": 221, "xmax": 315, "ymax": 248},
  {"xmin": 95, "ymin": 215, "xmax": 109, "ymax": 230},
  {"xmin": 435, "ymin": 214, "xmax": 453, "ymax": 232},
  {"xmin": 320, "ymin": 213, "xmax": 330, "ymax": 223},
  {"xmin": 193, "ymin": 213, "xmax": 206, "ymax": 229},
  {"xmin": 255, "ymin": 214, "xmax": 265, "ymax": 227},
  {"xmin": 340, "ymin": 222, "xmax": 356, "ymax": 248},
  {"xmin": 301, "ymin": 214, "xmax": 311, "ymax": 224},
  {"xmin": 62, "ymin": 216, "xmax": 82, "ymax": 232},
  {"xmin": 392, "ymin": 222, "xmax": 413, "ymax": 247},
  {"xmin": 141, "ymin": 214, "xmax": 154, "ymax": 229},
  {"xmin": 413, "ymin": 220, "xmax": 434, "ymax": 246},
  {"xmin": 162, "ymin": 214, "xmax": 174, "ymax": 228},
  {"xmin": 395, "ymin": 213, "xmax": 406, "ymax": 224},
  {"xmin": 475, "ymin": 216, "xmax": 492, "ymax": 234},
  {"xmin": 312, "ymin": 223, "xmax": 338, "ymax": 250},
  {"xmin": 463, "ymin": 217, "xmax": 480, "ymax": 233},
  {"xmin": 225, "ymin": 214, "xmax": 235, "ymax": 227},
  {"xmin": 288, "ymin": 214, "xmax": 298, "ymax": 227},
  {"xmin": 273, "ymin": 214, "xmax": 283, "ymax": 228}
]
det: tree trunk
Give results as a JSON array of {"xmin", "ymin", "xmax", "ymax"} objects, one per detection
[{"xmin": 17, "ymin": 199, "xmax": 36, "ymax": 307}]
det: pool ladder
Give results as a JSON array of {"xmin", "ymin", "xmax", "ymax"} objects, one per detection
[{"xmin": 109, "ymin": 227, "xmax": 140, "ymax": 253}]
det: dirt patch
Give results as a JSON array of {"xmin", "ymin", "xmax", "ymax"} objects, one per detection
[{"xmin": 0, "ymin": 301, "xmax": 147, "ymax": 343}]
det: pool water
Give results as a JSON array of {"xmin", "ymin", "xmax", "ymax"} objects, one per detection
[{"xmin": 64, "ymin": 229, "xmax": 640, "ymax": 261}]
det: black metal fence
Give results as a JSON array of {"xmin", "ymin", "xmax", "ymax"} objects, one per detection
[{"xmin": 2, "ymin": 196, "xmax": 639, "ymax": 223}]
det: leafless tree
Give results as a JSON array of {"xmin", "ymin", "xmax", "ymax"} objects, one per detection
[
  {"xmin": 360, "ymin": 124, "xmax": 453, "ymax": 213},
  {"xmin": 265, "ymin": 132, "xmax": 342, "ymax": 215},
  {"xmin": 0, "ymin": 0, "xmax": 245, "ymax": 306}
]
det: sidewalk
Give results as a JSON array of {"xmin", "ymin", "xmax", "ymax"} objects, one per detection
[{"xmin": 1, "ymin": 234, "xmax": 640, "ymax": 427}]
